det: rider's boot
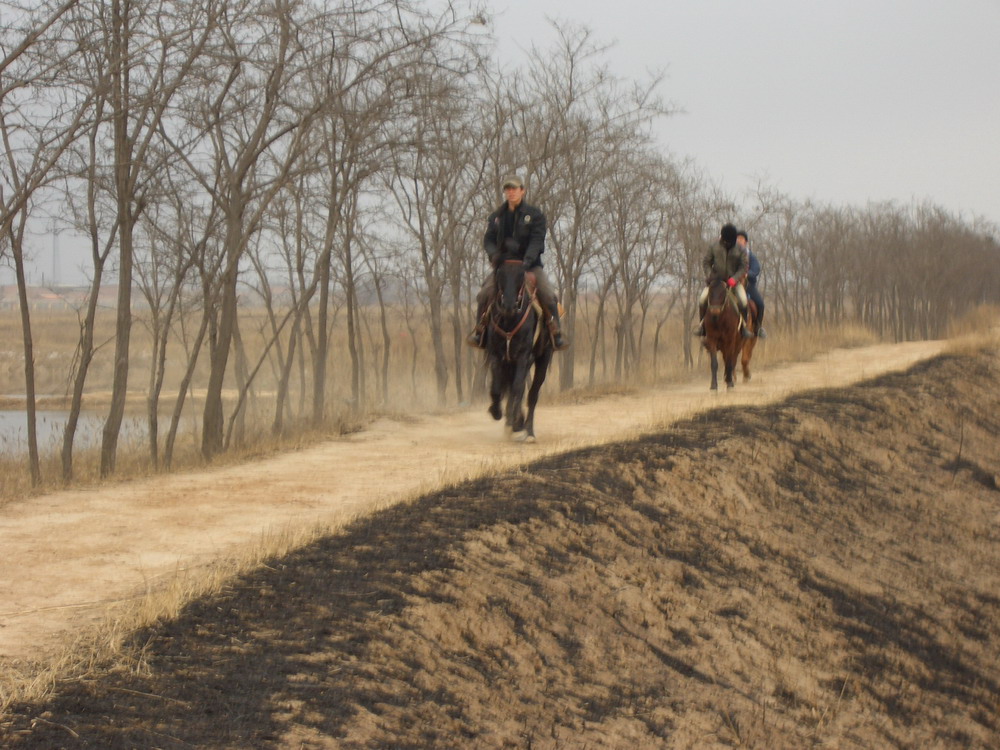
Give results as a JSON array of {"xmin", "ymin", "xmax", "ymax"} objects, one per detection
[
  {"xmin": 692, "ymin": 304, "xmax": 707, "ymax": 337},
  {"xmin": 466, "ymin": 301, "xmax": 488, "ymax": 348},
  {"xmin": 548, "ymin": 307, "xmax": 569, "ymax": 351},
  {"xmin": 755, "ymin": 315, "xmax": 767, "ymax": 338},
  {"xmin": 739, "ymin": 307, "xmax": 754, "ymax": 338}
]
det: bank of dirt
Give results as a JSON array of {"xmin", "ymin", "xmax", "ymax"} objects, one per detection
[
  {"xmin": 0, "ymin": 339, "xmax": 948, "ymax": 672},
  {"xmin": 2, "ymin": 342, "xmax": 998, "ymax": 748}
]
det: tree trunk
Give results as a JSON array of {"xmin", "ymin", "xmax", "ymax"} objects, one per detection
[
  {"xmin": 100, "ymin": 0, "xmax": 135, "ymax": 477},
  {"xmin": 9, "ymin": 223, "xmax": 41, "ymax": 486},
  {"xmin": 202, "ymin": 209, "xmax": 242, "ymax": 459}
]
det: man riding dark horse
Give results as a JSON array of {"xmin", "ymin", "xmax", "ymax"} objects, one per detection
[
  {"xmin": 483, "ymin": 256, "xmax": 554, "ymax": 439},
  {"xmin": 693, "ymin": 222, "xmax": 755, "ymax": 340},
  {"xmin": 467, "ymin": 175, "xmax": 568, "ymax": 351}
]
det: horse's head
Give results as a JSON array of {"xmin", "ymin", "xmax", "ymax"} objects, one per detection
[
  {"xmin": 706, "ymin": 277, "xmax": 733, "ymax": 314},
  {"xmin": 493, "ymin": 256, "xmax": 528, "ymax": 317}
]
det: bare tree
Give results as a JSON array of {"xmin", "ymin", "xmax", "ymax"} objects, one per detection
[
  {"xmin": 0, "ymin": 0, "xmax": 92, "ymax": 239},
  {"xmin": 599, "ymin": 151, "xmax": 675, "ymax": 380},
  {"xmin": 305, "ymin": 0, "xmax": 484, "ymax": 422},
  {"xmin": 1, "ymin": 0, "xmax": 97, "ymax": 484},
  {"xmin": 133, "ymin": 167, "xmax": 216, "ymax": 468},
  {"xmin": 157, "ymin": 0, "xmax": 323, "ymax": 459},
  {"xmin": 506, "ymin": 22, "xmax": 671, "ymax": 390},
  {"xmin": 60, "ymin": 0, "xmax": 219, "ymax": 475},
  {"xmin": 383, "ymin": 69, "xmax": 489, "ymax": 406}
]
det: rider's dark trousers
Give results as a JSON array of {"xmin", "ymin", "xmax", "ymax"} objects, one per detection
[{"xmin": 747, "ymin": 281, "xmax": 765, "ymax": 326}]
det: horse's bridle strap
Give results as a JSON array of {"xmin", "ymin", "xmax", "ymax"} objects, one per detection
[
  {"xmin": 708, "ymin": 286, "xmax": 740, "ymax": 314},
  {"xmin": 491, "ymin": 294, "xmax": 534, "ymax": 340},
  {"xmin": 490, "ymin": 288, "xmax": 537, "ymax": 360}
]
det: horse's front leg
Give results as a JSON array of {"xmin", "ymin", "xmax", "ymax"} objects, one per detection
[
  {"xmin": 506, "ymin": 361, "xmax": 529, "ymax": 433},
  {"xmin": 488, "ymin": 361, "xmax": 503, "ymax": 421},
  {"xmin": 741, "ymin": 338, "xmax": 755, "ymax": 382},
  {"xmin": 724, "ymin": 349, "xmax": 737, "ymax": 390},
  {"xmin": 709, "ymin": 349, "xmax": 719, "ymax": 390},
  {"xmin": 523, "ymin": 352, "xmax": 551, "ymax": 441}
]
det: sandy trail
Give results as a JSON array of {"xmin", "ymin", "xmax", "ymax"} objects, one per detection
[{"xmin": 0, "ymin": 339, "xmax": 948, "ymax": 668}]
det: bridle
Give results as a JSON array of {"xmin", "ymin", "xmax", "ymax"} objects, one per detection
[
  {"xmin": 707, "ymin": 281, "xmax": 740, "ymax": 316},
  {"xmin": 490, "ymin": 260, "xmax": 536, "ymax": 360}
]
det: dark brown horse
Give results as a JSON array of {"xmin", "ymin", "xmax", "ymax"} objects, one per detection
[
  {"xmin": 484, "ymin": 258, "xmax": 553, "ymax": 440},
  {"xmin": 702, "ymin": 279, "xmax": 756, "ymax": 390}
]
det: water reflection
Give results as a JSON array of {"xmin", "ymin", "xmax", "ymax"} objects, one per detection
[{"xmin": 0, "ymin": 410, "xmax": 149, "ymax": 456}]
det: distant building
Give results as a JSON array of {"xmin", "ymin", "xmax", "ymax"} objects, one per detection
[{"xmin": 0, "ymin": 284, "xmax": 138, "ymax": 312}]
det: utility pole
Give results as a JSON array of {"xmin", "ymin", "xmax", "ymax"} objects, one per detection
[{"xmin": 50, "ymin": 219, "xmax": 63, "ymax": 286}]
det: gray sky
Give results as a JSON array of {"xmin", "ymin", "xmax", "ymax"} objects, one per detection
[{"xmin": 490, "ymin": 0, "xmax": 1000, "ymax": 225}]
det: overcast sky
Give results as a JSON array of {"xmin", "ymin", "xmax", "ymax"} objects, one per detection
[{"xmin": 489, "ymin": 0, "xmax": 1000, "ymax": 225}]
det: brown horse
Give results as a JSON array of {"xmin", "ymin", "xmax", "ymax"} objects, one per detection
[{"xmin": 702, "ymin": 279, "xmax": 756, "ymax": 390}]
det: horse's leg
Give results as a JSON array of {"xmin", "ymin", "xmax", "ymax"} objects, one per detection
[
  {"xmin": 504, "ymin": 358, "xmax": 529, "ymax": 433},
  {"xmin": 741, "ymin": 338, "xmax": 756, "ymax": 382},
  {"xmin": 725, "ymin": 346, "xmax": 738, "ymax": 389},
  {"xmin": 709, "ymin": 347, "xmax": 719, "ymax": 390},
  {"xmin": 523, "ymin": 350, "xmax": 551, "ymax": 441},
  {"xmin": 488, "ymin": 361, "xmax": 503, "ymax": 421}
]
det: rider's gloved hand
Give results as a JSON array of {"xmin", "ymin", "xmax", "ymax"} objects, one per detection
[{"xmin": 727, "ymin": 277, "xmax": 736, "ymax": 288}]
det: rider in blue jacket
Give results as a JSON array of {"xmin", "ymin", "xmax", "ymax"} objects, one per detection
[{"xmin": 737, "ymin": 229, "xmax": 766, "ymax": 338}]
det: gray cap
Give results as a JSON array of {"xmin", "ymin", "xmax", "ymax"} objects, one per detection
[{"xmin": 501, "ymin": 175, "xmax": 524, "ymax": 189}]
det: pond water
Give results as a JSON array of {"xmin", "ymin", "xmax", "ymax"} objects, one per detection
[{"xmin": 0, "ymin": 410, "xmax": 151, "ymax": 457}]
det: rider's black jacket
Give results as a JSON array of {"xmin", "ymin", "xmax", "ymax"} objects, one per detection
[{"xmin": 484, "ymin": 201, "xmax": 547, "ymax": 269}]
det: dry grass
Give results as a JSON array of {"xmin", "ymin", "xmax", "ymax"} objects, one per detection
[
  {"xmin": 0, "ymin": 406, "xmax": 367, "ymax": 509},
  {"xmin": 0, "ymin": 522, "xmax": 333, "ymax": 713}
]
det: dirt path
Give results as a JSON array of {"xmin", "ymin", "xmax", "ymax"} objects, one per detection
[{"xmin": 0, "ymin": 339, "xmax": 950, "ymax": 670}]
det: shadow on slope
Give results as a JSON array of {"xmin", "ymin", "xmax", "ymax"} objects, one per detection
[{"xmin": 3, "ymin": 350, "xmax": 1000, "ymax": 749}]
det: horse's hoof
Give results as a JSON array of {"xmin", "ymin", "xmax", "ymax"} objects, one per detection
[
  {"xmin": 488, "ymin": 404, "xmax": 502, "ymax": 420},
  {"xmin": 524, "ymin": 434, "xmax": 536, "ymax": 444}
]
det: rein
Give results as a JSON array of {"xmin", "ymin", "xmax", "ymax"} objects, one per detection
[
  {"xmin": 707, "ymin": 285, "xmax": 739, "ymax": 315},
  {"xmin": 490, "ymin": 261, "xmax": 536, "ymax": 361}
]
